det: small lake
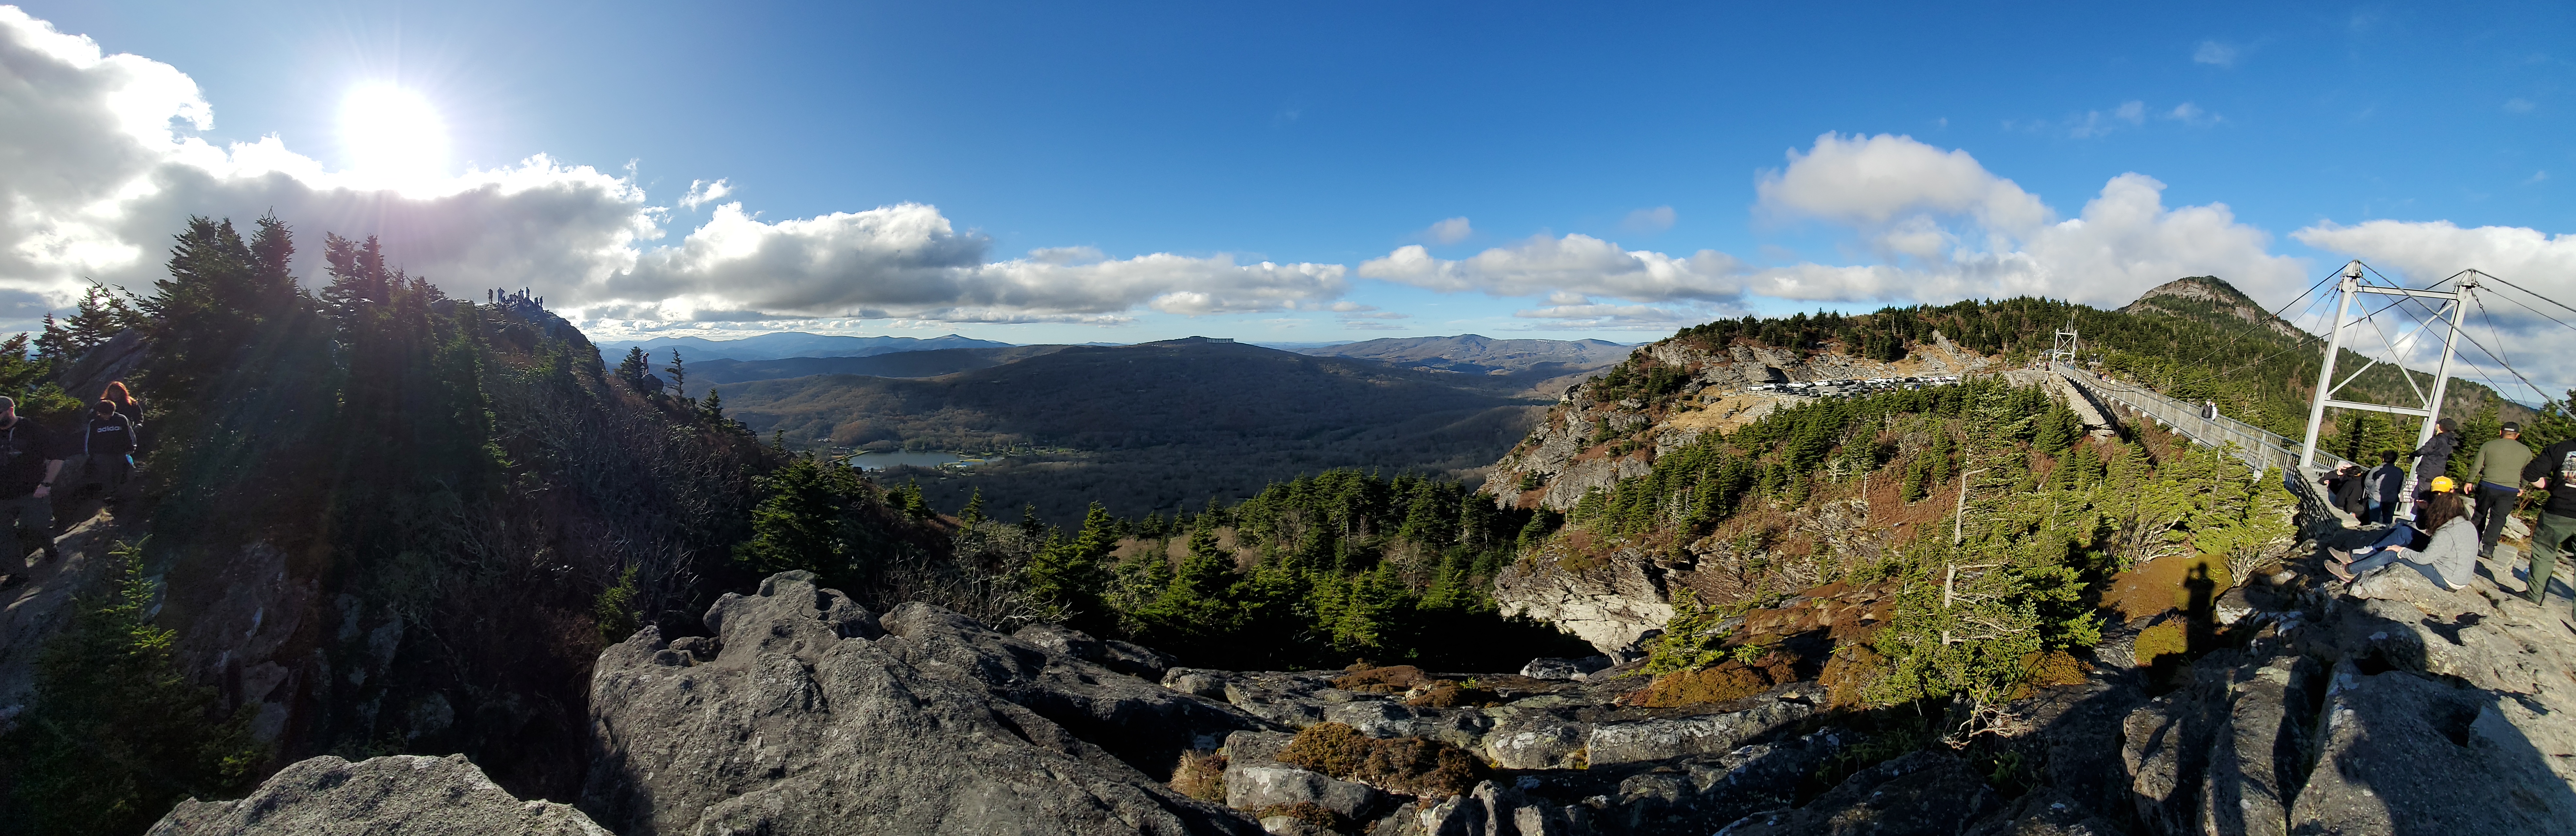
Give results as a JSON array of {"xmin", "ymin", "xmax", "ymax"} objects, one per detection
[{"xmin": 848, "ymin": 451, "xmax": 986, "ymax": 470}]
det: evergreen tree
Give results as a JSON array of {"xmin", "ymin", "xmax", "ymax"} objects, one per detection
[
  {"xmin": 1025, "ymin": 503, "xmax": 1119, "ymax": 630},
  {"xmin": 701, "ymin": 387, "xmax": 724, "ymax": 420},
  {"xmin": 617, "ymin": 346, "xmax": 652, "ymax": 390},
  {"xmin": 959, "ymin": 488, "xmax": 987, "ymax": 524},
  {"xmin": 664, "ymin": 348, "xmax": 687, "ymax": 399},
  {"xmin": 734, "ymin": 456, "xmax": 872, "ymax": 577}
]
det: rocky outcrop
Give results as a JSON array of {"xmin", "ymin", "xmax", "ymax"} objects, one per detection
[
  {"xmin": 149, "ymin": 754, "xmax": 608, "ymax": 835},
  {"xmin": 1717, "ymin": 750, "xmax": 2002, "ymax": 836},
  {"xmin": 1492, "ymin": 549, "xmax": 1675, "ymax": 658},
  {"xmin": 581, "ymin": 571, "xmax": 1262, "ymax": 835}
]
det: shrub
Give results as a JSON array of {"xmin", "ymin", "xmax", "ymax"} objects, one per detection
[
  {"xmin": 1169, "ymin": 750, "xmax": 1225, "ymax": 802},
  {"xmin": 595, "ymin": 564, "xmax": 641, "ymax": 643},
  {"xmin": 1638, "ymin": 588, "xmax": 1731, "ymax": 676},
  {"xmin": 1, "ymin": 540, "xmax": 265, "ymax": 834},
  {"xmin": 1277, "ymin": 722, "xmax": 1484, "ymax": 798},
  {"xmin": 2133, "ymin": 621, "xmax": 2188, "ymax": 669}
]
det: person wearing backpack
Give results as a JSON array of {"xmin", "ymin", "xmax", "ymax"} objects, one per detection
[
  {"xmin": 2519, "ymin": 435, "xmax": 2576, "ymax": 609},
  {"xmin": 0, "ymin": 396, "xmax": 63, "ymax": 563},
  {"xmin": 74, "ymin": 398, "xmax": 136, "ymax": 504}
]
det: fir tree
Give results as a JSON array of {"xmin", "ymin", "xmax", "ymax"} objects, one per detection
[
  {"xmin": 959, "ymin": 488, "xmax": 987, "ymax": 524},
  {"xmin": 664, "ymin": 348, "xmax": 687, "ymax": 399},
  {"xmin": 617, "ymin": 346, "xmax": 652, "ymax": 390}
]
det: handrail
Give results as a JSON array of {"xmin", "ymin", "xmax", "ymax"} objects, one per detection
[{"xmin": 2057, "ymin": 367, "xmax": 2304, "ymax": 474}]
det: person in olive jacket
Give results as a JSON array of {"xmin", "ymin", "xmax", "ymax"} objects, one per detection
[{"xmin": 2519, "ymin": 436, "xmax": 2576, "ymax": 609}]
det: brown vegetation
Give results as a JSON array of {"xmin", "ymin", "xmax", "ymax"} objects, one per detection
[{"xmin": 1276, "ymin": 722, "xmax": 1485, "ymax": 799}]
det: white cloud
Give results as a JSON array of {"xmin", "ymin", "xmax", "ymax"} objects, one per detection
[
  {"xmin": 2527, "ymin": 170, "xmax": 2550, "ymax": 185},
  {"xmin": 1423, "ymin": 217, "xmax": 1473, "ymax": 245},
  {"xmin": 1358, "ymin": 233, "xmax": 1743, "ymax": 303},
  {"xmin": 2194, "ymin": 40, "xmax": 2240, "ymax": 67},
  {"xmin": 1756, "ymin": 133, "xmax": 2048, "ymax": 231},
  {"xmin": 2070, "ymin": 101, "xmax": 2149, "ymax": 138},
  {"xmin": 2163, "ymin": 102, "xmax": 2221, "ymax": 126},
  {"xmin": 1512, "ymin": 302, "xmax": 1731, "ymax": 331},
  {"xmin": 678, "ymin": 178, "xmax": 731, "ymax": 209},
  {"xmin": 2504, "ymin": 98, "xmax": 2536, "ymax": 113},
  {"xmin": 0, "ymin": 8, "xmax": 1348, "ymax": 332},
  {"xmin": 1622, "ymin": 206, "xmax": 1676, "ymax": 232}
]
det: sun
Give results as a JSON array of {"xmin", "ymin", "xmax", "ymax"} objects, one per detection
[{"xmin": 340, "ymin": 83, "xmax": 450, "ymax": 191}]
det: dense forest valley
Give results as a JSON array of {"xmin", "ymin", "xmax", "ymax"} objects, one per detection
[{"xmin": 6, "ymin": 220, "xmax": 2576, "ymax": 834}]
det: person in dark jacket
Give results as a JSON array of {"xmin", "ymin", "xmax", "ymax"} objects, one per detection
[
  {"xmin": 73, "ymin": 398, "xmax": 136, "ymax": 503},
  {"xmin": 2411, "ymin": 416, "xmax": 2459, "ymax": 498},
  {"xmin": 2523, "ymin": 436, "xmax": 2576, "ymax": 610},
  {"xmin": 2362, "ymin": 451, "xmax": 2406, "ymax": 526},
  {"xmin": 101, "ymin": 380, "xmax": 142, "ymax": 451},
  {"xmin": 0, "ymin": 396, "xmax": 63, "ymax": 562}
]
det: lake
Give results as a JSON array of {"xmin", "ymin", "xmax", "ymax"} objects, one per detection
[{"xmin": 849, "ymin": 451, "xmax": 986, "ymax": 470}]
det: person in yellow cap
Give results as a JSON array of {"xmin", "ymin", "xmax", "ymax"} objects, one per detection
[{"xmin": 2328, "ymin": 479, "xmax": 2477, "ymax": 589}]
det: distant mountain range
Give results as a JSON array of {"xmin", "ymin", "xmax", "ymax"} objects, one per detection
[
  {"xmin": 596, "ymin": 332, "xmax": 1013, "ymax": 362},
  {"xmin": 687, "ymin": 346, "xmax": 1072, "ymax": 385},
  {"xmin": 1297, "ymin": 334, "xmax": 1634, "ymax": 376},
  {"xmin": 716, "ymin": 337, "xmax": 1556, "ymax": 522}
]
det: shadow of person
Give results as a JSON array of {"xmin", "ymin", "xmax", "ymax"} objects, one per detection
[{"xmin": 2183, "ymin": 564, "xmax": 2217, "ymax": 652}]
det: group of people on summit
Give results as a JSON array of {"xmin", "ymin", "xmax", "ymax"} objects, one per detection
[
  {"xmin": 0, "ymin": 382, "xmax": 142, "ymax": 569},
  {"xmin": 2319, "ymin": 416, "xmax": 2576, "ymax": 611}
]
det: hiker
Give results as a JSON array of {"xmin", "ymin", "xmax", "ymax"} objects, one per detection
[
  {"xmin": 2318, "ymin": 460, "xmax": 2368, "ymax": 519},
  {"xmin": 101, "ymin": 380, "xmax": 141, "ymax": 450},
  {"xmin": 2362, "ymin": 451, "xmax": 2405, "ymax": 526},
  {"xmin": 73, "ymin": 398, "xmax": 136, "ymax": 504},
  {"xmin": 2410, "ymin": 417, "xmax": 2459, "ymax": 498},
  {"xmin": 2521, "ymin": 434, "xmax": 2576, "ymax": 608},
  {"xmin": 2468, "ymin": 421, "xmax": 2533, "ymax": 557},
  {"xmin": 2327, "ymin": 479, "xmax": 2475, "ymax": 589},
  {"xmin": 0, "ymin": 396, "xmax": 62, "ymax": 563}
]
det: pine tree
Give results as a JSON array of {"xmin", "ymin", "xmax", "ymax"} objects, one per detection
[
  {"xmin": 664, "ymin": 349, "xmax": 687, "ymax": 399},
  {"xmin": 617, "ymin": 346, "xmax": 651, "ymax": 390},
  {"xmin": 701, "ymin": 387, "xmax": 723, "ymax": 420},
  {"xmin": 960, "ymin": 489, "xmax": 986, "ymax": 524}
]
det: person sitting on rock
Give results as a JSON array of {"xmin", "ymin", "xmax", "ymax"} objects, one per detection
[{"xmin": 2327, "ymin": 479, "xmax": 2475, "ymax": 589}]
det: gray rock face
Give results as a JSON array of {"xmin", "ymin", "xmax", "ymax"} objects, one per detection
[
  {"xmin": 581, "ymin": 571, "xmax": 1261, "ymax": 836},
  {"xmin": 1715, "ymin": 750, "xmax": 2002, "ymax": 836},
  {"xmin": 149, "ymin": 754, "xmax": 608, "ymax": 835},
  {"xmin": 1520, "ymin": 656, "xmax": 1613, "ymax": 681},
  {"xmin": 2287, "ymin": 662, "xmax": 2576, "ymax": 833},
  {"xmin": 1492, "ymin": 548, "xmax": 1675, "ymax": 657},
  {"xmin": 1608, "ymin": 731, "xmax": 1842, "ymax": 836},
  {"xmin": 1015, "ymin": 622, "xmax": 1179, "ymax": 681},
  {"xmin": 882, "ymin": 602, "xmax": 1266, "ymax": 773},
  {"xmin": 1585, "ymin": 695, "xmax": 1814, "ymax": 766}
]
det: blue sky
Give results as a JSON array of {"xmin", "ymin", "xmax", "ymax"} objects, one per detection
[{"xmin": 4, "ymin": 2, "xmax": 2573, "ymax": 392}]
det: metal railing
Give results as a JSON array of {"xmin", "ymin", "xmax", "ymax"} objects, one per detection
[{"xmin": 2056, "ymin": 367, "xmax": 2304, "ymax": 474}]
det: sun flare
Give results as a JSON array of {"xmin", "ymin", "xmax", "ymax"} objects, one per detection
[{"xmin": 340, "ymin": 83, "xmax": 449, "ymax": 191}]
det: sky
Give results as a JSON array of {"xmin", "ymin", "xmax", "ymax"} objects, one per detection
[{"xmin": 3, "ymin": 2, "xmax": 2573, "ymax": 397}]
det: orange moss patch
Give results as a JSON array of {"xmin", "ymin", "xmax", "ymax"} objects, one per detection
[
  {"xmin": 2133, "ymin": 621, "xmax": 2188, "ymax": 669},
  {"xmin": 2101, "ymin": 552, "xmax": 2233, "ymax": 624},
  {"xmin": 1818, "ymin": 644, "xmax": 1889, "ymax": 709},
  {"xmin": 2008, "ymin": 650, "xmax": 2093, "ymax": 699},
  {"xmin": 1330, "ymin": 665, "xmax": 1428, "ymax": 694},
  {"xmin": 1169, "ymin": 750, "xmax": 1226, "ymax": 801},
  {"xmin": 1403, "ymin": 680, "xmax": 1502, "ymax": 708},
  {"xmin": 1626, "ymin": 653, "xmax": 1798, "ymax": 708}
]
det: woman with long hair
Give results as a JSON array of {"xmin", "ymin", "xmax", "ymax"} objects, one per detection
[
  {"xmin": 101, "ymin": 380, "xmax": 139, "ymax": 426},
  {"xmin": 2329, "ymin": 480, "xmax": 2478, "ymax": 589}
]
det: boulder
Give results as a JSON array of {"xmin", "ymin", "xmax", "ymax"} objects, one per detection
[
  {"xmin": 1492, "ymin": 548, "xmax": 1673, "ymax": 657},
  {"xmin": 1520, "ymin": 656, "xmax": 1613, "ymax": 681},
  {"xmin": 880, "ymin": 602, "xmax": 1268, "ymax": 773},
  {"xmin": 581, "ymin": 571, "xmax": 1261, "ymax": 836},
  {"xmin": 2287, "ymin": 663, "xmax": 2576, "ymax": 833},
  {"xmin": 1015, "ymin": 622, "xmax": 1179, "ymax": 681},
  {"xmin": 1482, "ymin": 710, "xmax": 1591, "ymax": 769},
  {"xmin": 1410, "ymin": 780, "xmax": 1590, "ymax": 836},
  {"xmin": 1584, "ymin": 692, "xmax": 1813, "ymax": 766},
  {"xmin": 1715, "ymin": 750, "xmax": 2001, "ymax": 836},
  {"xmin": 1609, "ymin": 730, "xmax": 1841, "ymax": 835},
  {"xmin": 149, "ymin": 754, "xmax": 607, "ymax": 835},
  {"xmin": 1959, "ymin": 787, "xmax": 2122, "ymax": 836}
]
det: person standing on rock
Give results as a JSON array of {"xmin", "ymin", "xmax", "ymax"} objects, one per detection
[
  {"xmin": 0, "ymin": 396, "xmax": 63, "ymax": 563},
  {"xmin": 2410, "ymin": 417, "xmax": 2459, "ymax": 500},
  {"xmin": 74, "ymin": 398, "xmax": 136, "ymax": 505},
  {"xmin": 2363, "ymin": 451, "xmax": 2406, "ymax": 526},
  {"xmin": 2520, "ymin": 435, "xmax": 2576, "ymax": 608},
  {"xmin": 2467, "ymin": 421, "xmax": 2532, "ymax": 558}
]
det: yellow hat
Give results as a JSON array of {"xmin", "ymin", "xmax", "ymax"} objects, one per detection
[{"xmin": 2428, "ymin": 475, "xmax": 2457, "ymax": 493}]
